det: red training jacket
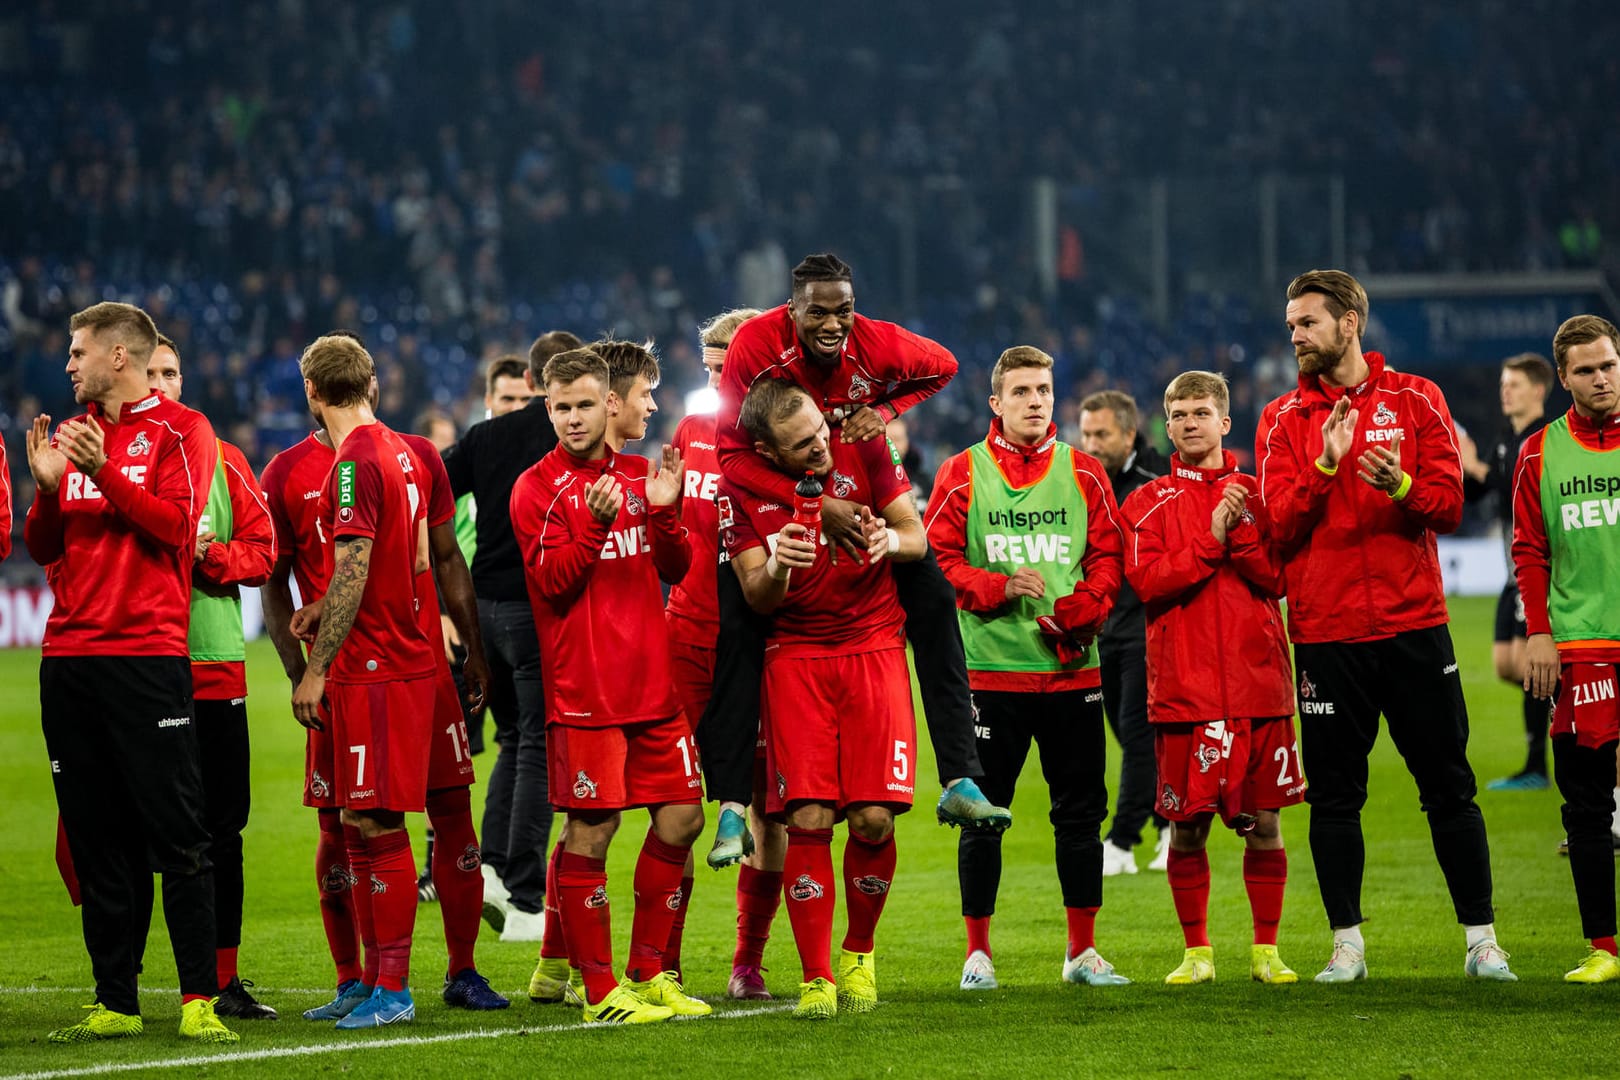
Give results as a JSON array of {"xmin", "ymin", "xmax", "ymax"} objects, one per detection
[
  {"xmin": 1122, "ymin": 451, "xmax": 1294, "ymax": 724},
  {"xmin": 26, "ymin": 392, "xmax": 217, "ymax": 657},
  {"xmin": 0, "ymin": 439, "xmax": 11, "ymax": 561},
  {"xmin": 512, "ymin": 444, "xmax": 689, "ymax": 728},
  {"xmin": 924, "ymin": 420, "xmax": 1123, "ymax": 692},
  {"xmin": 717, "ymin": 305, "xmax": 956, "ymax": 502},
  {"xmin": 1511, "ymin": 406, "xmax": 1620, "ymax": 664},
  {"xmin": 191, "ymin": 438, "xmax": 277, "ymax": 699},
  {"xmin": 1254, "ymin": 352, "xmax": 1463, "ymax": 644},
  {"xmin": 666, "ymin": 412, "xmax": 722, "ymax": 647}
]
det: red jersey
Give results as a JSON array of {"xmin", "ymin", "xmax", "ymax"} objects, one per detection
[
  {"xmin": 720, "ymin": 436, "xmax": 909, "ymax": 658},
  {"xmin": 924, "ymin": 420, "xmax": 1124, "ymax": 692},
  {"xmin": 192, "ymin": 437, "xmax": 278, "ymax": 699},
  {"xmin": 512, "ymin": 444, "xmax": 691, "ymax": 728},
  {"xmin": 318, "ymin": 422, "xmax": 434, "ymax": 685},
  {"xmin": 1255, "ymin": 351, "xmax": 1463, "ymax": 644},
  {"xmin": 666, "ymin": 412, "xmax": 723, "ymax": 645},
  {"xmin": 398, "ymin": 432, "xmax": 457, "ymax": 647},
  {"xmin": 0, "ymin": 440, "xmax": 11, "ymax": 561},
  {"xmin": 25, "ymin": 392, "xmax": 216, "ymax": 657},
  {"xmin": 1121, "ymin": 451, "xmax": 1295, "ymax": 724},
  {"xmin": 717, "ymin": 305, "xmax": 956, "ymax": 502},
  {"xmin": 261, "ymin": 433, "xmax": 337, "ymax": 604}
]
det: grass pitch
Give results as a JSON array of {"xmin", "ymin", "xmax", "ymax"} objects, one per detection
[{"xmin": 0, "ymin": 595, "xmax": 1611, "ymax": 1079}]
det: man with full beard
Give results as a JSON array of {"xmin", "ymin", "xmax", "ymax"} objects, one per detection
[{"xmin": 1255, "ymin": 269, "xmax": 1512, "ymax": 983}]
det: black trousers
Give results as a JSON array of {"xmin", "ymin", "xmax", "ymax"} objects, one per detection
[
  {"xmin": 958, "ymin": 688, "xmax": 1108, "ymax": 917},
  {"xmin": 42, "ymin": 656, "xmax": 217, "ymax": 1014},
  {"xmin": 478, "ymin": 597, "xmax": 553, "ymax": 913},
  {"xmin": 1099, "ymin": 640, "xmax": 1166, "ymax": 847},
  {"xmin": 1295, "ymin": 625, "xmax": 1495, "ymax": 929},
  {"xmin": 699, "ymin": 548, "xmax": 983, "ymax": 804},
  {"xmin": 1553, "ymin": 735, "xmax": 1619, "ymax": 941}
]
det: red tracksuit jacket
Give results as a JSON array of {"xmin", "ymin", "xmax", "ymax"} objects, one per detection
[
  {"xmin": 1254, "ymin": 351, "xmax": 1463, "ymax": 644},
  {"xmin": 191, "ymin": 438, "xmax": 277, "ymax": 699}
]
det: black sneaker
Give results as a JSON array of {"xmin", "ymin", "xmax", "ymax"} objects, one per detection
[
  {"xmin": 417, "ymin": 866, "xmax": 438, "ymax": 903},
  {"xmin": 214, "ymin": 977, "xmax": 279, "ymax": 1020}
]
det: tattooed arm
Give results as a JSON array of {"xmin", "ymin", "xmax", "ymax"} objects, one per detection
[{"xmin": 291, "ymin": 536, "xmax": 373, "ymax": 729}]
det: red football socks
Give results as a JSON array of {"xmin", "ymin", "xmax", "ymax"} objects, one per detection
[
  {"xmin": 627, "ymin": 831, "xmax": 691, "ymax": 983},
  {"xmin": 734, "ymin": 864, "xmax": 783, "ymax": 968},
  {"xmin": 965, "ymin": 915, "xmax": 992, "ymax": 958},
  {"xmin": 1065, "ymin": 906, "xmax": 1098, "ymax": 959},
  {"xmin": 317, "ymin": 811, "xmax": 362, "ymax": 985},
  {"xmin": 540, "ymin": 841, "xmax": 571, "ymax": 962},
  {"xmin": 663, "ymin": 874, "xmax": 695, "ymax": 982},
  {"xmin": 1167, "ymin": 848, "xmax": 1212, "ymax": 948},
  {"xmin": 558, "ymin": 851, "xmax": 616, "ymax": 1004},
  {"xmin": 841, "ymin": 831, "xmax": 896, "ymax": 954},
  {"xmin": 783, "ymin": 827, "xmax": 836, "ymax": 982},
  {"xmin": 215, "ymin": 946, "xmax": 238, "ymax": 991},
  {"xmin": 427, "ymin": 787, "xmax": 481, "ymax": 976},
  {"xmin": 1593, "ymin": 936, "xmax": 1618, "ymax": 957},
  {"xmin": 366, "ymin": 829, "xmax": 418, "ymax": 992},
  {"xmin": 343, "ymin": 824, "xmax": 380, "ymax": 987},
  {"xmin": 1243, "ymin": 847, "xmax": 1288, "ymax": 946}
]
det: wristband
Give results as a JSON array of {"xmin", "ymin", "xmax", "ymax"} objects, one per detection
[
  {"xmin": 766, "ymin": 554, "xmax": 790, "ymax": 582},
  {"xmin": 1389, "ymin": 471, "xmax": 1412, "ymax": 500},
  {"xmin": 1314, "ymin": 458, "xmax": 1338, "ymax": 477},
  {"xmin": 885, "ymin": 527, "xmax": 900, "ymax": 554}
]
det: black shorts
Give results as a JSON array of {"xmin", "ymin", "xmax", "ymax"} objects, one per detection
[{"xmin": 1493, "ymin": 581, "xmax": 1527, "ymax": 644}]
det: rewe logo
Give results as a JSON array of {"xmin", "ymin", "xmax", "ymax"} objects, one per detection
[
  {"xmin": 600, "ymin": 524, "xmax": 651, "ymax": 559},
  {"xmin": 684, "ymin": 470, "xmax": 721, "ymax": 500}
]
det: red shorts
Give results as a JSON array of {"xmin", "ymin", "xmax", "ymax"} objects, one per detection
[
  {"xmin": 427, "ymin": 669, "xmax": 476, "ymax": 791},
  {"xmin": 303, "ymin": 702, "xmax": 339, "ymax": 808},
  {"xmin": 669, "ymin": 636, "xmax": 715, "ymax": 736},
  {"xmin": 548, "ymin": 714, "xmax": 703, "ymax": 812},
  {"xmin": 1154, "ymin": 716, "xmax": 1304, "ymax": 825},
  {"xmin": 1551, "ymin": 663, "xmax": 1620, "ymax": 749},
  {"xmin": 762, "ymin": 647, "xmax": 916, "ymax": 814},
  {"xmin": 328, "ymin": 676, "xmax": 436, "ymax": 812}
]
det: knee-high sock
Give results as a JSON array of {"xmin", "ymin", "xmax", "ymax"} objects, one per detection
[
  {"xmin": 782, "ymin": 827, "xmax": 836, "ymax": 983},
  {"xmin": 317, "ymin": 811, "xmax": 362, "ymax": 986},
  {"xmin": 841, "ymin": 832, "xmax": 896, "ymax": 954},
  {"xmin": 427, "ymin": 787, "xmax": 481, "ymax": 976},
  {"xmin": 1065, "ymin": 907, "xmax": 1098, "ymax": 959},
  {"xmin": 557, "ymin": 851, "xmax": 615, "ymax": 1004},
  {"xmin": 1243, "ymin": 847, "xmax": 1287, "ymax": 946},
  {"xmin": 343, "ymin": 824, "xmax": 379, "ymax": 987},
  {"xmin": 733, "ymin": 864, "xmax": 783, "ymax": 968},
  {"xmin": 366, "ymin": 830, "xmax": 418, "ymax": 992},
  {"xmin": 663, "ymin": 874, "xmax": 695, "ymax": 981},
  {"xmin": 1167, "ymin": 848, "xmax": 1211, "ymax": 949},
  {"xmin": 540, "ymin": 841, "xmax": 571, "ymax": 962},
  {"xmin": 626, "ymin": 831, "xmax": 691, "ymax": 983}
]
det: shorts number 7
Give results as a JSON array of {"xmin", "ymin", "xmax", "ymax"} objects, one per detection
[{"xmin": 350, "ymin": 744, "xmax": 367, "ymax": 787}]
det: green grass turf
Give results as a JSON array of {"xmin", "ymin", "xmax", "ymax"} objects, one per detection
[{"xmin": 0, "ymin": 594, "xmax": 1612, "ymax": 1078}]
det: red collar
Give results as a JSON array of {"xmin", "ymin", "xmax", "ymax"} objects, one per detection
[
  {"xmin": 988, "ymin": 418, "xmax": 1058, "ymax": 458},
  {"xmin": 1169, "ymin": 449, "xmax": 1238, "ymax": 483}
]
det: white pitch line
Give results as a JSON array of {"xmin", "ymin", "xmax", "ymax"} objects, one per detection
[
  {"xmin": 1, "ymin": 1004, "xmax": 791, "ymax": 1080},
  {"xmin": 0, "ymin": 987, "xmax": 331, "ymax": 997}
]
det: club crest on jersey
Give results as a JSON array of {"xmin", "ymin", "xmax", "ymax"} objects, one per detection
[
  {"xmin": 847, "ymin": 372, "xmax": 873, "ymax": 400},
  {"xmin": 573, "ymin": 770, "xmax": 599, "ymax": 800},
  {"xmin": 127, "ymin": 432, "xmax": 152, "ymax": 457},
  {"xmin": 665, "ymin": 886, "xmax": 685, "ymax": 911},
  {"xmin": 853, "ymin": 876, "xmax": 890, "ymax": 896},
  {"xmin": 1195, "ymin": 744, "xmax": 1222, "ymax": 774},
  {"xmin": 1372, "ymin": 402, "xmax": 1398, "ymax": 426},
  {"xmin": 624, "ymin": 489, "xmax": 646, "ymax": 517},
  {"xmin": 788, "ymin": 874, "xmax": 825, "ymax": 902},
  {"xmin": 456, "ymin": 844, "xmax": 482, "ymax": 872},
  {"xmin": 585, "ymin": 885, "xmax": 609, "ymax": 909},
  {"xmin": 309, "ymin": 770, "xmax": 331, "ymax": 799},
  {"xmin": 831, "ymin": 470, "xmax": 857, "ymax": 498}
]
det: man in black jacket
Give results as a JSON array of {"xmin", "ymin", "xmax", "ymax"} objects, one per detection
[{"xmin": 1080, "ymin": 391, "xmax": 1170, "ymax": 874}]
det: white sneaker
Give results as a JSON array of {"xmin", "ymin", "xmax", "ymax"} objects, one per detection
[
  {"xmin": 1147, "ymin": 830, "xmax": 1170, "ymax": 872},
  {"xmin": 481, "ymin": 864, "xmax": 510, "ymax": 906},
  {"xmin": 1464, "ymin": 939, "xmax": 1517, "ymax": 981},
  {"xmin": 499, "ymin": 906, "xmax": 546, "ymax": 942},
  {"xmin": 1101, "ymin": 840, "xmax": 1138, "ymax": 877},
  {"xmin": 1062, "ymin": 947, "xmax": 1131, "ymax": 986},
  {"xmin": 1314, "ymin": 940, "xmax": 1368, "ymax": 983},
  {"xmin": 960, "ymin": 950, "xmax": 998, "ymax": 991}
]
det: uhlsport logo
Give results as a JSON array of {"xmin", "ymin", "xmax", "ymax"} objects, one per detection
[
  {"xmin": 585, "ymin": 885, "xmax": 609, "ymax": 909},
  {"xmin": 573, "ymin": 770, "xmax": 599, "ymax": 800},
  {"xmin": 127, "ymin": 431, "xmax": 152, "ymax": 457},
  {"xmin": 788, "ymin": 874, "xmax": 825, "ymax": 901},
  {"xmin": 1373, "ymin": 402, "xmax": 1398, "ymax": 426},
  {"xmin": 456, "ymin": 844, "xmax": 482, "ymax": 872},
  {"xmin": 853, "ymin": 876, "xmax": 890, "ymax": 896}
]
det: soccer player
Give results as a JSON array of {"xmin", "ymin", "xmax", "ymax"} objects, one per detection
[
  {"xmin": 723, "ymin": 377, "xmax": 925, "ymax": 1020},
  {"xmin": 1124, "ymin": 371, "xmax": 1303, "ymax": 986},
  {"xmin": 1257, "ymin": 269, "xmax": 1511, "ymax": 981},
  {"xmin": 598, "ymin": 338, "xmax": 661, "ymax": 452},
  {"xmin": 511, "ymin": 346, "xmax": 706, "ymax": 1025},
  {"xmin": 1079, "ymin": 390, "xmax": 1172, "ymax": 875},
  {"xmin": 443, "ymin": 329, "xmax": 582, "ymax": 941},
  {"xmin": 26, "ymin": 301, "xmax": 237, "ymax": 1044},
  {"xmin": 1512, "ymin": 314, "xmax": 1620, "ymax": 982},
  {"xmin": 289, "ymin": 334, "xmax": 437, "ymax": 1028},
  {"xmin": 143, "ymin": 334, "xmax": 279, "ymax": 1019},
  {"xmin": 711, "ymin": 253, "xmax": 1007, "ymax": 839},
  {"xmin": 1458, "ymin": 353, "xmax": 1555, "ymax": 791},
  {"xmin": 927, "ymin": 347, "xmax": 1128, "ymax": 993}
]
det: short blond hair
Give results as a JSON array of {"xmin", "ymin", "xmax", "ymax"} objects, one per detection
[
  {"xmin": 69, "ymin": 302, "xmax": 159, "ymax": 362},
  {"xmin": 699, "ymin": 308, "xmax": 763, "ymax": 348},
  {"xmin": 990, "ymin": 345, "xmax": 1054, "ymax": 397},
  {"xmin": 1163, "ymin": 370, "xmax": 1230, "ymax": 417},
  {"xmin": 299, "ymin": 334, "xmax": 375, "ymax": 408},
  {"xmin": 1552, "ymin": 315, "xmax": 1620, "ymax": 375}
]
